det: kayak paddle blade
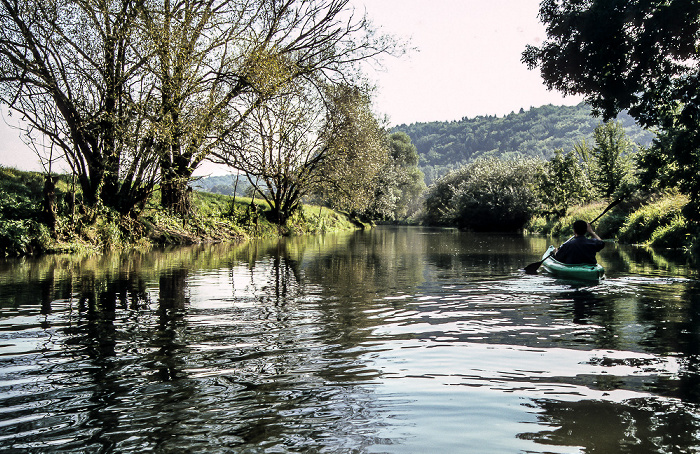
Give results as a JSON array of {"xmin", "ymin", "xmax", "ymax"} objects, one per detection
[{"xmin": 524, "ymin": 259, "xmax": 544, "ymax": 274}]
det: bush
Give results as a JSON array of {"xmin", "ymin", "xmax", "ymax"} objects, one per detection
[
  {"xmin": 649, "ymin": 214, "xmax": 689, "ymax": 249},
  {"xmin": 423, "ymin": 158, "xmax": 543, "ymax": 231},
  {"xmin": 0, "ymin": 219, "xmax": 51, "ymax": 256},
  {"xmin": 536, "ymin": 149, "xmax": 594, "ymax": 216},
  {"xmin": 618, "ymin": 193, "xmax": 688, "ymax": 245}
]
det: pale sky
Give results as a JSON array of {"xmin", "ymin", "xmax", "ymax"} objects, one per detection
[{"xmin": 0, "ymin": 0, "xmax": 582, "ymax": 173}]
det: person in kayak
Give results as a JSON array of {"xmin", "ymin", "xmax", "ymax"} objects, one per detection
[{"xmin": 554, "ymin": 220, "xmax": 605, "ymax": 264}]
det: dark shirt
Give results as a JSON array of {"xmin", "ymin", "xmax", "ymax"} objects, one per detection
[{"xmin": 554, "ymin": 236, "xmax": 605, "ymax": 264}]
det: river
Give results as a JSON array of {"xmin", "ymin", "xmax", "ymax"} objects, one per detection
[{"xmin": 1, "ymin": 226, "xmax": 698, "ymax": 453}]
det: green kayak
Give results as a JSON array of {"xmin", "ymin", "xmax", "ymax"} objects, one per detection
[{"xmin": 541, "ymin": 245, "xmax": 605, "ymax": 281}]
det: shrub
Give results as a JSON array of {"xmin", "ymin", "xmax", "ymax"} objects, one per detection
[
  {"xmin": 618, "ymin": 193, "xmax": 688, "ymax": 245},
  {"xmin": 536, "ymin": 149, "xmax": 594, "ymax": 216},
  {"xmin": 423, "ymin": 158, "xmax": 543, "ymax": 231},
  {"xmin": 0, "ymin": 219, "xmax": 51, "ymax": 256},
  {"xmin": 649, "ymin": 214, "xmax": 689, "ymax": 249}
]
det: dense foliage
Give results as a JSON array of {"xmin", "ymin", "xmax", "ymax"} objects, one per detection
[
  {"xmin": 423, "ymin": 158, "xmax": 543, "ymax": 231},
  {"xmin": 394, "ymin": 103, "xmax": 654, "ymax": 185},
  {"xmin": 0, "ymin": 0, "xmax": 397, "ymax": 216},
  {"xmin": 535, "ymin": 149, "xmax": 593, "ymax": 217},
  {"xmin": 364, "ymin": 132, "xmax": 426, "ymax": 222},
  {"xmin": 523, "ymin": 0, "xmax": 700, "ymax": 220},
  {"xmin": 0, "ymin": 169, "xmax": 51, "ymax": 256}
]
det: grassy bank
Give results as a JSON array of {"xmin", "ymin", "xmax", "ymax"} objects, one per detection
[
  {"xmin": 526, "ymin": 191, "xmax": 696, "ymax": 251},
  {"xmin": 0, "ymin": 167, "xmax": 363, "ymax": 256}
]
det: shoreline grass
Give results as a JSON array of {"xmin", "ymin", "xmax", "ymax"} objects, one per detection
[{"xmin": 0, "ymin": 167, "xmax": 364, "ymax": 257}]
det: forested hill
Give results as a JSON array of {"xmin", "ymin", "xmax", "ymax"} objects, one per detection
[{"xmin": 393, "ymin": 102, "xmax": 655, "ymax": 185}]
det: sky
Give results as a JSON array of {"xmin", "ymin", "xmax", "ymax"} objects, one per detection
[{"xmin": 0, "ymin": 0, "xmax": 582, "ymax": 173}]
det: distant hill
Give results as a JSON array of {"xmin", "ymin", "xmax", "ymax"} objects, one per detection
[
  {"xmin": 192, "ymin": 174, "xmax": 250, "ymax": 197},
  {"xmin": 393, "ymin": 103, "xmax": 656, "ymax": 185}
]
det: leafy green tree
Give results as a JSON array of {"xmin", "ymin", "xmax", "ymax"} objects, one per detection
[
  {"xmin": 537, "ymin": 149, "xmax": 593, "ymax": 216},
  {"xmin": 522, "ymin": 0, "xmax": 700, "ymax": 218},
  {"xmin": 590, "ymin": 121, "xmax": 634, "ymax": 198},
  {"xmin": 423, "ymin": 158, "xmax": 543, "ymax": 231},
  {"xmin": 316, "ymin": 85, "xmax": 390, "ymax": 216},
  {"xmin": 366, "ymin": 132, "xmax": 426, "ymax": 221},
  {"xmin": 423, "ymin": 172, "xmax": 459, "ymax": 226}
]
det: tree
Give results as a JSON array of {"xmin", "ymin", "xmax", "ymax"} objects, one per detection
[
  {"xmin": 315, "ymin": 84, "xmax": 390, "ymax": 216},
  {"xmin": 366, "ymin": 132, "xmax": 426, "ymax": 221},
  {"xmin": 215, "ymin": 82, "xmax": 389, "ymax": 224},
  {"xmin": 522, "ymin": 0, "xmax": 700, "ymax": 217},
  {"xmin": 0, "ymin": 0, "xmax": 399, "ymax": 216},
  {"xmin": 423, "ymin": 158, "xmax": 543, "ymax": 231},
  {"xmin": 0, "ymin": 0, "xmax": 159, "ymax": 214},
  {"xmin": 141, "ymin": 0, "xmax": 398, "ymax": 214},
  {"xmin": 536, "ymin": 149, "xmax": 593, "ymax": 216},
  {"xmin": 215, "ymin": 81, "xmax": 328, "ymax": 223},
  {"xmin": 590, "ymin": 121, "xmax": 634, "ymax": 198}
]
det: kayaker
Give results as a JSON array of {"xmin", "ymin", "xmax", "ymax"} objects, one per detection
[{"xmin": 554, "ymin": 220, "xmax": 605, "ymax": 264}]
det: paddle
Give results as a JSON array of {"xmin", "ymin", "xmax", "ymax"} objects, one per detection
[{"xmin": 523, "ymin": 197, "xmax": 623, "ymax": 275}]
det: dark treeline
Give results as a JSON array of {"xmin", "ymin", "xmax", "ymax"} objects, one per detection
[{"xmin": 394, "ymin": 103, "xmax": 655, "ymax": 185}]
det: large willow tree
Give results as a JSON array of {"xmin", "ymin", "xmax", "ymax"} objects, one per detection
[
  {"xmin": 213, "ymin": 81, "xmax": 389, "ymax": 224},
  {"xmin": 138, "ymin": 0, "xmax": 397, "ymax": 214},
  {"xmin": 0, "ymin": 0, "xmax": 159, "ymax": 213},
  {"xmin": 0, "ymin": 0, "xmax": 398, "ymax": 215}
]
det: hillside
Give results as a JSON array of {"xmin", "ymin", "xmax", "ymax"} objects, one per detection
[
  {"xmin": 192, "ymin": 174, "xmax": 251, "ymax": 197},
  {"xmin": 393, "ymin": 103, "xmax": 655, "ymax": 185}
]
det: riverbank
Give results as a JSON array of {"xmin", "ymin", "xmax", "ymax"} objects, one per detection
[
  {"xmin": 0, "ymin": 167, "xmax": 364, "ymax": 256},
  {"xmin": 526, "ymin": 191, "xmax": 696, "ymax": 251}
]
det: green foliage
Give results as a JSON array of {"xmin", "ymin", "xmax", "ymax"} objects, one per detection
[
  {"xmin": 649, "ymin": 215, "xmax": 688, "ymax": 249},
  {"xmin": 523, "ymin": 0, "xmax": 700, "ymax": 220},
  {"xmin": 0, "ymin": 219, "xmax": 51, "ymax": 256},
  {"xmin": 394, "ymin": 104, "xmax": 654, "ymax": 185},
  {"xmin": 318, "ymin": 85, "xmax": 391, "ymax": 216},
  {"xmin": 529, "ymin": 193, "xmax": 693, "ymax": 250},
  {"xmin": 528, "ymin": 202, "xmax": 622, "ymax": 239},
  {"xmin": 590, "ymin": 122, "xmax": 635, "ymax": 198},
  {"xmin": 536, "ymin": 149, "xmax": 593, "ymax": 216},
  {"xmin": 365, "ymin": 132, "xmax": 426, "ymax": 222},
  {"xmin": 0, "ymin": 167, "xmax": 363, "ymax": 255},
  {"xmin": 0, "ymin": 167, "xmax": 51, "ymax": 255},
  {"xmin": 618, "ymin": 193, "xmax": 689, "ymax": 246},
  {"xmin": 423, "ymin": 158, "xmax": 543, "ymax": 231}
]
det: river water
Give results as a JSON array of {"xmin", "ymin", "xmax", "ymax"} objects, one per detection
[{"xmin": 1, "ymin": 226, "xmax": 699, "ymax": 453}]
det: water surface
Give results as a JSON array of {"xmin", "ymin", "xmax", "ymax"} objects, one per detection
[{"xmin": 1, "ymin": 227, "xmax": 698, "ymax": 453}]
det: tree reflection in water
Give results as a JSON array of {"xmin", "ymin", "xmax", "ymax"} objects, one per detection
[{"xmin": 1, "ymin": 228, "xmax": 700, "ymax": 452}]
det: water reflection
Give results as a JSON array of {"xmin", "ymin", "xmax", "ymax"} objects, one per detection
[{"xmin": 0, "ymin": 227, "xmax": 699, "ymax": 452}]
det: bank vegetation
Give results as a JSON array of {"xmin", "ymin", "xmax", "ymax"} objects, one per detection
[{"xmin": 421, "ymin": 120, "xmax": 697, "ymax": 253}]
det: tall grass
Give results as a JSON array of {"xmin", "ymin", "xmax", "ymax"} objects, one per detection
[
  {"xmin": 528, "ymin": 192, "xmax": 693, "ymax": 249},
  {"xmin": 618, "ymin": 193, "xmax": 689, "ymax": 248},
  {"xmin": 0, "ymin": 166, "xmax": 362, "ymax": 256}
]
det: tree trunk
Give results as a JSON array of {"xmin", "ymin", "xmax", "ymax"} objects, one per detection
[
  {"xmin": 42, "ymin": 175, "xmax": 57, "ymax": 236},
  {"xmin": 161, "ymin": 175, "xmax": 192, "ymax": 216}
]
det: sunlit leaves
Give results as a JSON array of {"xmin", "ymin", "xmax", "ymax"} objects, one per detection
[
  {"xmin": 424, "ymin": 158, "xmax": 543, "ymax": 231},
  {"xmin": 536, "ymin": 149, "xmax": 593, "ymax": 216},
  {"xmin": 523, "ymin": 0, "xmax": 700, "ymax": 216},
  {"xmin": 318, "ymin": 84, "xmax": 390, "ymax": 215}
]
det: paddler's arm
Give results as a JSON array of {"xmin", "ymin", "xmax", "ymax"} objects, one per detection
[{"xmin": 587, "ymin": 223, "xmax": 601, "ymax": 241}]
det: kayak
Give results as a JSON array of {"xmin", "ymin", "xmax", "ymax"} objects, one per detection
[{"xmin": 540, "ymin": 245, "xmax": 605, "ymax": 281}]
